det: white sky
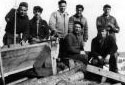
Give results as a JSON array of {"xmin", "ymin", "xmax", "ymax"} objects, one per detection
[{"xmin": 0, "ymin": 0, "xmax": 125, "ymax": 52}]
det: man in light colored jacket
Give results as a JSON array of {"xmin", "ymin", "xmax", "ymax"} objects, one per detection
[
  {"xmin": 49, "ymin": 0, "xmax": 69, "ymax": 38},
  {"xmin": 49, "ymin": 0, "xmax": 69, "ymax": 59}
]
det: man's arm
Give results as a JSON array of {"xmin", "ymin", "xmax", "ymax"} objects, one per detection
[
  {"xmin": 22, "ymin": 17, "xmax": 30, "ymax": 42},
  {"xmin": 108, "ymin": 18, "xmax": 120, "ymax": 33},
  {"xmin": 43, "ymin": 20, "xmax": 50, "ymax": 39},
  {"xmin": 96, "ymin": 17, "xmax": 102, "ymax": 31},
  {"xmin": 49, "ymin": 12, "xmax": 57, "ymax": 35},
  {"xmin": 5, "ymin": 8, "xmax": 16, "ymax": 22},
  {"xmin": 91, "ymin": 39, "xmax": 101, "ymax": 57},
  {"xmin": 68, "ymin": 16, "xmax": 74, "ymax": 33},
  {"xmin": 83, "ymin": 18, "xmax": 88, "ymax": 42},
  {"xmin": 108, "ymin": 36, "xmax": 118, "ymax": 55}
]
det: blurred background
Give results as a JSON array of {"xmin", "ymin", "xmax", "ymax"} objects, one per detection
[{"xmin": 0, "ymin": 0, "xmax": 125, "ymax": 52}]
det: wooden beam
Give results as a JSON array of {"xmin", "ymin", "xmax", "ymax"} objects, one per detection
[
  {"xmin": 51, "ymin": 39, "xmax": 59, "ymax": 75},
  {"xmin": 0, "ymin": 42, "xmax": 51, "ymax": 78},
  {"xmin": 1, "ymin": 42, "xmax": 49, "ymax": 52},
  {"xmin": 0, "ymin": 47, "xmax": 6, "ymax": 85},
  {"xmin": 0, "ymin": 66, "xmax": 33, "ymax": 77},
  {"xmin": 87, "ymin": 65, "xmax": 125, "ymax": 83}
]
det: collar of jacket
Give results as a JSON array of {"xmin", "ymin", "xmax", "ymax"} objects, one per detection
[
  {"xmin": 74, "ymin": 14, "xmax": 83, "ymax": 18},
  {"xmin": 102, "ymin": 13, "xmax": 111, "ymax": 18},
  {"xmin": 57, "ymin": 10, "xmax": 68, "ymax": 16},
  {"xmin": 32, "ymin": 16, "xmax": 42, "ymax": 22},
  {"xmin": 73, "ymin": 31, "xmax": 81, "ymax": 36}
]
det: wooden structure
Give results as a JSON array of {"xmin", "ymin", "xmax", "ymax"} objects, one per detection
[
  {"xmin": 0, "ymin": 42, "xmax": 52, "ymax": 84},
  {"xmin": 87, "ymin": 65, "xmax": 125, "ymax": 83},
  {"xmin": 1, "ymin": 41, "xmax": 125, "ymax": 84}
]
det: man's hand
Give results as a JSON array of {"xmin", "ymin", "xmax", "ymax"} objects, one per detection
[
  {"xmin": 20, "ymin": 40, "xmax": 29, "ymax": 46},
  {"xmin": 107, "ymin": 22, "xmax": 115, "ymax": 28},
  {"xmin": 80, "ymin": 51, "xmax": 86, "ymax": 55},
  {"xmin": 32, "ymin": 38, "xmax": 40, "ymax": 42},
  {"xmin": 106, "ymin": 27, "xmax": 111, "ymax": 31},
  {"xmin": 98, "ymin": 56, "xmax": 103, "ymax": 60},
  {"xmin": 104, "ymin": 54, "xmax": 110, "ymax": 64}
]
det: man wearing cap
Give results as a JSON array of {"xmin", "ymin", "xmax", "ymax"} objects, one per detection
[
  {"xmin": 96, "ymin": 4, "xmax": 120, "ymax": 41},
  {"xmin": 49, "ymin": 0, "xmax": 69, "ymax": 59},
  {"xmin": 68, "ymin": 4, "xmax": 88, "ymax": 43},
  {"xmin": 63, "ymin": 21, "xmax": 88, "ymax": 68},
  {"xmin": 90, "ymin": 28, "xmax": 118, "ymax": 72},
  {"xmin": 3, "ymin": 2, "xmax": 29, "ymax": 45},
  {"xmin": 29, "ymin": 6, "xmax": 49, "ymax": 44}
]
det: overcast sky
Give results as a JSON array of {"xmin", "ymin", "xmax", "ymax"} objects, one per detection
[{"xmin": 0, "ymin": 0, "xmax": 125, "ymax": 52}]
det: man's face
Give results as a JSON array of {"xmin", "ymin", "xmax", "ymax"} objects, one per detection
[
  {"xmin": 59, "ymin": 3, "xmax": 67, "ymax": 13},
  {"xmin": 76, "ymin": 8, "xmax": 83, "ymax": 17},
  {"xmin": 103, "ymin": 7, "xmax": 111, "ymax": 16},
  {"xmin": 74, "ymin": 24, "xmax": 82, "ymax": 34},
  {"xmin": 100, "ymin": 29, "xmax": 107, "ymax": 38},
  {"xmin": 18, "ymin": 6, "xmax": 28, "ymax": 16},
  {"xmin": 33, "ymin": 11, "xmax": 41, "ymax": 20}
]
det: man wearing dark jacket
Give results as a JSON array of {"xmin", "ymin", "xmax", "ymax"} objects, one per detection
[
  {"xmin": 63, "ymin": 21, "xmax": 88, "ymax": 65},
  {"xmin": 29, "ymin": 6, "xmax": 49, "ymax": 44},
  {"xmin": 3, "ymin": 2, "xmax": 29, "ymax": 45},
  {"xmin": 96, "ymin": 4, "xmax": 120, "ymax": 41},
  {"xmin": 91, "ymin": 28, "xmax": 118, "ymax": 72},
  {"xmin": 29, "ymin": 6, "xmax": 51, "ymax": 78}
]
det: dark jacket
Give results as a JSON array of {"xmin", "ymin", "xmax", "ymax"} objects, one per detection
[
  {"xmin": 96, "ymin": 14, "xmax": 120, "ymax": 41},
  {"xmin": 5, "ymin": 8, "xmax": 29, "ymax": 41},
  {"xmin": 29, "ymin": 17, "xmax": 49, "ymax": 40},
  {"xmin": 91, "ymin": 35, "xmax": 118, "ymax": 58},
  {"xmin": 64, "ymin": 32, "xmax": 84, "ymax": 55}
]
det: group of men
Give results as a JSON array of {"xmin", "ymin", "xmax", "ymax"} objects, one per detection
[{"xmin": 3, "ymin": 0, "xmax": 120, "ymax": 77}]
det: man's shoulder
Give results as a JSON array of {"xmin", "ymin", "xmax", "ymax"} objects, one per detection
[
  {"xmin": 51, "ymin": 11, "xmax": 58, "ymax": 14},
  {"xmin": 92, "ymin": 36, "xmax": 99, "ymax": 42},
  {"xmin": 50, "ymin": 11, "xmax": 58, "ymax": 17},
  {"xmin": 81, "ymin": 15, "xmax": 87, "ymax": 20},
  {"xmin": 65, "ymin": 33, "xmax": 74, "ymax": 38},
  {"xmin": 69, "ymin": 15, "xmax": 74, "ymax": 20},
  {"xmin": 109, "ymin": 15, "xmax": 116, "ymax": 20},
  {"xmin": 97, "ymin": 14, "xmax": 103, "ymax": 19},
  {"xmin": 40, "ymin": 19, "xmax": 47, "ymax": 23}
]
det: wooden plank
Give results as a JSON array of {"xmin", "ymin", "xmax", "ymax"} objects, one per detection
[
  {"xmin": 1, "ymin": 42, "xmax": 50, "ymax": 52},
  {"xmin": 7, "ymin": 77, "xmax": 28, "ymax": 85},
  {"xmin": 87, "ymin": 65, "xmax": 125, "ymax": 83},
  {"xmin": 0, "ymin": 47, "xmax": 6, "ymax": 85},
  {"xmin": 117, "ymin": 52, "xmax": 125, "ymax": 75},
  {"xmin": 51, "ymin": 39, "xmax": 59, "ymax": 75},
  {"xmin": 0, "ymin": 42, "xmax": 51, "ymax": 77}
]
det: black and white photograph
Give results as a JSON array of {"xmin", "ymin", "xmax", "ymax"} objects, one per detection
[{"xmin": 0, "ymin": 0, "xmax": 125, "ymax": 85}]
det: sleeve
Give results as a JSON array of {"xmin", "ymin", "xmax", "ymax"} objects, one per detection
[
  {"xmin": 91, "ymin": 39, "xmax": 100, "ymax": 57},
  {"xmin": 49, "ymin": 12, "xmax": 57, "ymax": 32},
  {"xmin": 96, "ymin": 17, "xmax": 103, "ymax": 32},
  {"xmin": 68, "ymin": 16, "xmax": 74, "ymax": 33},
  {"xmin": 110, "ymin": 18, "xmax": 120, "ymax": 33},
  {"xmin": 22, "ymin": 17, "xmax": 30, "ymax": 41},
  {"xmin": 43, "ymin": 21, "xmax": 50, "ymax": 39},
  {"xmin": 5, "ymin": 8, "xmax": 15, "ymax": 22},
  {"xmin": 80, "ymin": 37, "xmax": 84, "ymax": 50},
  {"xmin": 108, "ymin": 37, "xmax": 118, "ymax": 55},
  {"xmin": 83, "ymin": 18, "xmax": 88, "ymax": 42},
  {"xmin": 65, "ymin": 34, "xmax": 80, "ymax": 54}
]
